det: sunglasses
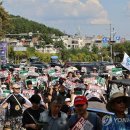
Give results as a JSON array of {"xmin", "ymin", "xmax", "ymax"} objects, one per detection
[{"xmin": 14, "ymin": 88, "xmax": 20, "ymax": 90}]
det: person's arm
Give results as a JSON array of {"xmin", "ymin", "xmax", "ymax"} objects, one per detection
[
  {"xmin": 2, "ymin": 102, "xmax": 8, "ymax": 109},
  {"xmin": 24, "ymin": 124, "xmax": 38, "ymax": 129},
  {"xmin": 1, "ymin": 94, "xmax": 12, "ymax": 108},
  {"xmin": 22, "ymin": 110, "xmax": 38, "ymax": 129},
  {"xmin": 23, "ymin": 103, "xmax": 31, "ymax": 108}
]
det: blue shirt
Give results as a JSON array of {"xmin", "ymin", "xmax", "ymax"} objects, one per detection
[{"xmin": 102, "ymin": 114, "xmax": 130, "ymax": 130}]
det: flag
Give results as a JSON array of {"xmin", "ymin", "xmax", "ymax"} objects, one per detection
[{"xmin": 121, "ymin": 52, "xmax": 130, "ymax": 71}]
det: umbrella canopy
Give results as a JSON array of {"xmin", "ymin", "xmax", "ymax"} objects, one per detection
[{"xmin": 88, "ymin": 101, "xmax": 106, "ymax": 111}]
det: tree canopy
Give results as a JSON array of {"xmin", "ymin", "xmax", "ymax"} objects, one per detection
[{"xmin": 0, "ymin": 5, "xmax": 11, "ymax": 39}]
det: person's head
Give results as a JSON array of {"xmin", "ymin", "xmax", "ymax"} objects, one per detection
[
  {"xmin": 1, "ymin": 84, "xmax": 7, "ymax": 90},
  {"xmin": 67, "ymin": 72, "xmax": 75, "ymax": 78},
  {"xmin": 50, "ymin": 97, "xmax": 62, "ymax": 116},
  {"xmin": 59, "ymin": 85, "xmax": 65, "ymax": 92},
  {"xmin": 106, "ymin": 92, "xmax": 130, "ymax": 114},
  {"xmin": 76, "ymin": 70, "xmax": 80, "ymax": 76},
  {"xmin": 29, "ymin": 94, "xmax": 41, "ymax": 108},
  {"xmin": 15, "ymin": 75, "xmax": 21, "ymax": 81},
  {"xmin": 12, "ymin": 84, "xmax": 21, "ymax": 94},
  {"xmin": 92, "ymin": 67, "xmax": 97, "ymax": 73},
  {"xmin": 1, "ymin": 78, "xmax": 6, "ymax": 83},
  {"xmin": 65, "ymin": 98, "xmax": 71, "ymax": 106},
  {"xmin": 53, "ymin": 83, "xmax": 59, "ymax": 91},
  {"xmin": 26, "ymin": 80, "xmax": 33, "ymax": 89},
  {"xmin": 74, "ymin": 96, "xmax": 88, "ymax": 115}
]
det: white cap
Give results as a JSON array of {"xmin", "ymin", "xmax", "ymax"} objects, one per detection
[
  {"xmin": 65, "ymin": 98, "xmax": 71, "ymax": 102},
  {"xmin": 1, "ymin": 84, "xmax": 6, "ymax": 88}
]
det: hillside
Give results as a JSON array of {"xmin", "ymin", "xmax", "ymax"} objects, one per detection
[{"xmin": 7, "ymin": 15, "xmax": 64, "ymax": 36}]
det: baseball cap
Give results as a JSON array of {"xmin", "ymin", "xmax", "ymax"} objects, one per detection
[
  {"xmin": 1, "ymin": 84, "xmax": 6, "ymax": 88},
  {"xmin": 74, "ymin": 96, "xmax": 87, "ymax": 105},
  {"xmin": 65, "ymin": 98, "xmax": 71, "ymax": 102}
]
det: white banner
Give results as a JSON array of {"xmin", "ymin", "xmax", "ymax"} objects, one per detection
[{"xmin": 121, "ymin": 52, "xmax": 130, "ymax": 71}]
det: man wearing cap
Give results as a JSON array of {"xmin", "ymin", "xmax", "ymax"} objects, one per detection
[
  {"xmin": 102, "ymin": 92, "xmax": 130, "ymax": 130},
  {"xmin": 1, "ymin": 83, "xmax": 29, "ymax": 118},
  {"xmin": 68, "ymin": 96, "xmax": 102, "ymax": 130}
]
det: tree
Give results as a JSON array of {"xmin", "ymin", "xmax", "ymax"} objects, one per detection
[
  {"xmin": 54, "ymin": 40, "xmax": 65, "ymax": 49},
  {"xmin": 0, "ymin": 5, "xmax": 11, "ymax": 39},
  {"xmin": 91, "ymin": 44, "xmax": 99, "ymax": 54},
  {"xmin": 60, "ymin": 49, "xmax": 69, "ymax": 61},
  {"xmin": 41, "ymin": 34, "xmax": 53, "ymax": 44}
]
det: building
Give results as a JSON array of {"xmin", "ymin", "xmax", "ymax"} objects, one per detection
[{"xmin": 43, "ymin": 44, "xmax": 59, "ymax": 53}]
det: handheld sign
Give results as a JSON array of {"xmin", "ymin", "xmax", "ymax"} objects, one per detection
[{"xmin": 71, "ymin": 117, "xmax": 93, "ymax": 130}]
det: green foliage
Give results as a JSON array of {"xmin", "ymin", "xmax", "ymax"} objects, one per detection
[
  {"xmin": 0, "ymin": 5, "xmax": 11, "ymax": 39},
  {"xmin": 26, "ymin": 47, "xmax": 35, "ymax": 57},
  {"xmin": 41, "ymin": 34, "xmax": 53, "ymax": 44},
  {"xmin": 7, "ymin": 15, "xmax": 64, "ymax": 36},
  {"xmin": 60, "ymin": 49, "xmax": 69, "ymax": 61},
  {"xmin": 54, "ymin": 40, "xmax": 65, "ymax": 49},
  {"xmin": 91, "ymin": 44, "xmax": 99, "ymax": 54},
  {"xmin": 91, "ymin": 54, "xmax": 98, "ymax": 61}
]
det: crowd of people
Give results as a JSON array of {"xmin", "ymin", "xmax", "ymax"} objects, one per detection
[{"xmin": 0, "ymin": 64, "xmax": 130, "ymax": 130}]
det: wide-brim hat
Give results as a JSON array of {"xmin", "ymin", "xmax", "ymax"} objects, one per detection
[{"xmin": 106, "ymin": 92, "xmax": 130, "ymax": 112}]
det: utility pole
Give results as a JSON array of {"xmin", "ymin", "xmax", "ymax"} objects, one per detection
[{"xmin": 109, "ymin": 23, "xmax": 113, "ymax": 63}]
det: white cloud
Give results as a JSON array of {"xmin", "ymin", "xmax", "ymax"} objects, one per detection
[
  {"xmin": 4, "ymin": 0, "xmax": 109, "ymax": 23},
  {"xmin": 3, "ymin": 0, "xmax": 110, "ymax": 32}
]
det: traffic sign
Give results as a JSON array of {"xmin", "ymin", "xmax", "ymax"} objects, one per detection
[
  {"xmin": 102, "ymin": 37, "xmax": 109, "ymax": 43},
  {"xmin": 116, "ymin": 36, "xmax": 120, "ymax": 40}
]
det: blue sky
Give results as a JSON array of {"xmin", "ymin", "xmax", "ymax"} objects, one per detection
[{"xmin": 2, "ymin": 0, "xmax": 130, "ymax": 39}]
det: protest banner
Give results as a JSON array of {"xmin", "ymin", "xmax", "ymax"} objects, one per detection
[
  {"xmin": 112, "ymin": 68, "xmax": 123, "ymax": 76},
  {"xmin": 83, "ymin": 77, "xmax": 96, "ymax": 84},
  {"xmin": 22, "ymin": 89, "xmax": 35, "ymax": 99},
  {"xmin": 71, "ymin": 117, "xmax": 93, "ymax": 130}
]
